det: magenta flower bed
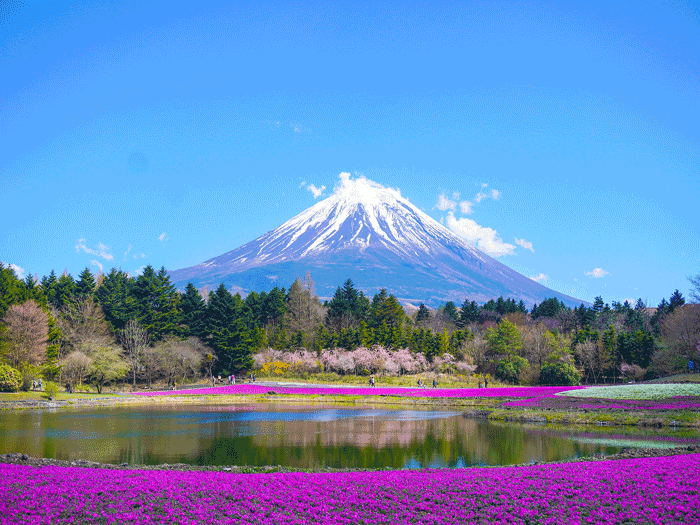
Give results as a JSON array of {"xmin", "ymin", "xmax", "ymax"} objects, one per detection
[
  {"xmin": 3, "ymin": 455, "xmax": 700, "ymax": 524},
  {"xmin": 136, "ymin": 384, "xmax": 585, "ymax": 399}
]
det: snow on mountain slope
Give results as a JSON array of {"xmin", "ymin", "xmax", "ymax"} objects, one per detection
[{"xmin": 170, "ymin": 173, "xmax": 584, "ymax": 307}]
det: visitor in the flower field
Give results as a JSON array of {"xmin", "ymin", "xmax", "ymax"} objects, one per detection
[
  {"xmin": 432, "ymin": 379, "xmax": 437, "ymax": 388},
  {"xmin": 484, "ymin": 378, "xmax": 488, "ymax": 388},
  {"xmin": 478, "ymin": 381, "xmax": 482, "ymax": 388}
]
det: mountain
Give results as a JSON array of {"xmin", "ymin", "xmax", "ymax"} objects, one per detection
[{"xmin": 169, "ymin": 173, "xmax": 584, "ymax": 307}]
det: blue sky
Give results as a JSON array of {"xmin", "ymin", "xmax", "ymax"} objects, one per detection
[{"xmin": 1, "ymin": 0, "xmax": 698, "ymax": 307}]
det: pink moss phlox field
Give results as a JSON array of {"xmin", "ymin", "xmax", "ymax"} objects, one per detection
[
  {"xmin": 136, "ymin": 384, "xmax": 585, "ymax": 399},
  {"xmin": 3, "ymin": 455, "xmax": 700, "ymax": 524}
]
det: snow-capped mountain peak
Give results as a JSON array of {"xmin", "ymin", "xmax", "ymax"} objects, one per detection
[{"xmin": 170, "ymin": 173, "xmax": 583, "ymax": 308}]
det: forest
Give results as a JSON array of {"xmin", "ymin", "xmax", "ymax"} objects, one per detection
[{"xmin": 0, "ymin": 262, "xmax": 699, "ymax": 391}]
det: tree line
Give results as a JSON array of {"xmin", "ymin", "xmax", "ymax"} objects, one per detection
[{"xmin": 1, "ymin": 262, "xmax": 699, "ymax": 391}]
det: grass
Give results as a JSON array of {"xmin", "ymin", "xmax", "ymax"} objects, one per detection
[
  {"xmin": 0, "ymin": 391, "xmax": 123, "ymax": 402},
  {"xmin": 646, "ymin": 373, "xmax": 700, "ymax": 384}
]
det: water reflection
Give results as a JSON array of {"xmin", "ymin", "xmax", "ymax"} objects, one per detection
[{"xmin": 0, "ymin": 403, "xmax": 697, "ymax": 469}]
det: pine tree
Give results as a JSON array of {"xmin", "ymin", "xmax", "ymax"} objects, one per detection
[
  {"xmin": 669, "ymin": 290, "xmax": 685, "ymax": 313},
  {"xmin": 95, "ymin": 269, "xmax": 137, "ymax": 331},
  {"xmin": 593, "ymin": 296, "xmax": 605, "ymax": 313},
  {"xmin": 41, "ymin": 270, "xmax": 59, "ymax": 309},
  {"xmin": 179, "ymin": 283, "xmax": 207, "ymax": 339},
  {"xmin": 133, "ymin": 265, "xmax": 179, "ymax": 340},
  {"xmin": 75, "ymin": 267, "xmax": 96, "ymax": 298},
  {"xmin": 54, "ymin": 271, "xmax": 77, "ymax": 309},
  {"xmin": 415, "ymin": 303, "xmax": 431, "ymax": 323},
  {"xmin": 443, "ymin": 301, "xmax": 458, "ymax": 323}
]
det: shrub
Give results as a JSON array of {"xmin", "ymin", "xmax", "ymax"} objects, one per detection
[
  {"xmin": 496, "ymin": 356, "xmax": 529, "ymax": 385},
  {"xmin": 539, "ymin": 362, "xmax": 581, "ymax": 386},
  {"xmin": 43, "ymin": 381, "xmax": 59, "ymax": 400},
  {"xmin": 0, "ymin": 364, "xmax": 23, "ymax": 392}
]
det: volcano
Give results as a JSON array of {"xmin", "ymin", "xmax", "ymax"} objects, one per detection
[{"xmin": 169, "ymin": 173, "xmax": 583, "ymax": 307}]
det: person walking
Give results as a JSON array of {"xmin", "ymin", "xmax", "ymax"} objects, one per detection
[
  {"xmin": 484, "ymin": 378, "xmax": 488, "ymax": 388},
  {"xmin": 432, "ymin": 379, "xmax": 437, "ymax": 388}
]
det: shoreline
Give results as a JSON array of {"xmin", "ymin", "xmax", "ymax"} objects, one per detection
[{"xmin": 4, "ymin": 391, "xmax": 700, "ymax": 428}]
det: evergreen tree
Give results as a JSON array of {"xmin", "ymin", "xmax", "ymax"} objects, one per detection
[
  {"xmin": 0, "ymin": 263, "xmax": 28, "ymax": 318},
  {"xmin": 458, "ymin": 299, "xmax": 479, "ymax": 327},
  {"xmin": 95, "ymin": 269, "xmax": 137, "ymax": 331},
  {"xmin": 592, "ymin": 296, "xmax": 605, "ymax": 313},
  {"xmin": 262, "ymin": 287, "xmax": 287, "ymax": 326},
  {"xmin": 133, "ymin": 265, "xmax": 179, "ymax": 340},
  {"xmin": 442, "ymin": 301, "xmax": 458, "ymax": 323},
  {"xmin": 669, "ymin": 289, "xmax": 685, "ymax": 313},
  {"xmin": 23, "ymin": 274, "xmax": 47, "ymax": 308},
  {"xmin": 325, "ymin": 279, "xmax": 368, "ymax": 331},
  {"xmin": 179, "ymin": 283, "xmax": 207, "ymax": 339},
  {"xmin": 75, "ymin": 267, "xmax": 96, "ymax": 298},
  {"xmin": 415, "ymin": 303, "xmax": 431, "ymax": 323},
  {"xmin": 486, "ymin": 319, "xmax": 523, "ymax": 358},
  {"xmin": 41, "ymin": 270, "xmax": 59, "ymax": 309},
  {"xmin": 54, "ymin": 272, "xmax": 77, "ymax": 309},
  {"xmin": 532, "ymin": 298, "xmax": 564, "ymax": 319}
]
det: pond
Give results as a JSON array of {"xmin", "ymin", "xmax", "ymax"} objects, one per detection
[{"xmin": 2, "ymin": 403, "xmax": 698, "ymax": 469}]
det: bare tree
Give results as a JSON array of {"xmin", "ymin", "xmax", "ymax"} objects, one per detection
[
  {"xmin": 142, "ymin": 345, "xmax": 162, "ymax": 389},
  {"xmin": 152, "ymin": 336, "xmax": 205, "ymax": 387},
  {"xmin": 661, "ymin": 304, "xmax": 700, "ymax": 358},
  {"xmin": 120, "ymin": 320, "xmax": 150, "ymax": 387},
  {"xmin": 60, "ymin": 351, "xmax": 92, "ymax": 391},
  {"xmin": 1, "ymin": 300, "xmax": 48, "ymax": 369},
  {"xmin": 574, "ymin": 340, "xmax": 600, "ymax": 384},
  {"xmin": 689, "ymin": 274, "xmax": 700, "ymax": 304},
  {"xmin": 522, "ymin": 322, "xmax": 549, "ymax": 374},
  {"xmin": 57, "ymin": 297, "xmax": 109, "ymax": 357}
]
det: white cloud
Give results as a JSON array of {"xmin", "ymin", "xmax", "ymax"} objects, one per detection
[
  {"xmin": 585, "ymin": 268, "xmax": 610, "ymax": 278},
  {"xmin": 529, "ymin": 273, "xmax": 548, "ymax": 283},
  {"xmin": 303, "ymin": 183, "xmax": 326, "ymax": 199},
  {"xmin": 475, "ymin": 188, "xmax": 501, "ymax": 203},
  {"xmin": 481, "ymin": 182, "xmax": 488, "ymax": 188},
  {"xmin": 459, "ymin": 201, "xmax": 473, "ymax": 214},
  {"xmin": 514, "ymin": 237, "xmax": 534, "ymax": 252},
  {"xmin": 435, "ymin": 193, "xmax": 457, "ymax": 211},
  {"xmin": 622, "ymin": 298, "xmax": 636, "ymax": 306},
  {"xmin": 134, "ymin": 265, "xmax": 146, "ymax": 276},
  {"xmin": 89, "ymin": 259, "xmax": 103, "ymax": 272},
  {"xmin": 75, "ymin": 238, "xmax": 114, "ymax": 260},
  {"xmin": 451, "ymin": 192, "xmax": 460, "ymax": 200},
  {"xmin": 158, "ymin": 232, "xmax": 167, "ymax": 242},
  {"xmin": 445, "ymin": 211, "xmax": 515, "ymax": 257},
  {"xmin": 1, "ymin": 262, "xmax": 25, "ymax": 279},
  {"xmin": 124, "ymin": 245, "xmax": 132, "ymax": 260}
]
